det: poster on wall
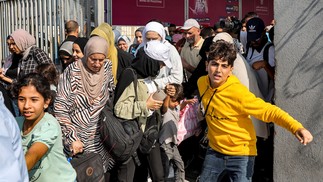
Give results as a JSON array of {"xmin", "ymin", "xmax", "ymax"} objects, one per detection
[
  {"xmin": 112, "ymin": 0, "xmax": 184, "ymax": 25},
  {"xmin": 188, "ymin": 0, "xmax": 240, "ymax": 27},
  {"xmin": 137, "ymin": 0, "xmax": 165, "ymax": 8},
  {"xmin": 254, "ymin": 0, "xmax": 269, "ymax": 15},
  {"xmin": 189, "ymin": 0, "xmax": 211, "ymax": 25}
]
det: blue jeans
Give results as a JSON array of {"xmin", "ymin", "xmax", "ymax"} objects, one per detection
[{"xmin": 199, "ymin": 147, "xmax": 255, "ymax": 182}]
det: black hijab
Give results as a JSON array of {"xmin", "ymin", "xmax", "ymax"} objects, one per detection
[
  {"xmin": 113, "ymin": 47, "xmax": 160, "ymax": 105},
  {"xmin": 73, "ymin": 37, "xmax": 89, "ymax": 53}
]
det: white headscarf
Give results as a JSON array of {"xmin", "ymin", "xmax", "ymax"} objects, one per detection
[
  {"xmin": 141, "ymin": 21, "xmax": 166, "ymax": 45},
  {"xmin": 136, "ymin": 21, "xmax": 167, "ymax": 56},
  {"xmin": 144, "ymin": 40, "xmax": 172, "ymax": 68}
]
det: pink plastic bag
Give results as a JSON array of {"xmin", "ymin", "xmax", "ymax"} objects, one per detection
[{"xmin": 177, "ymin": 100, "xmax": 202, "ymax": 144}]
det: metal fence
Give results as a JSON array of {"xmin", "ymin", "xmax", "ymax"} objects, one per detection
[{"xmin": 0, "ymin": 0, "xmax": 105, "ymax": 65}]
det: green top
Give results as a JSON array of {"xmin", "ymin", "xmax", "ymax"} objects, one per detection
[{"xmin": 16, "ymin": 113, "xmax": 76, "ymax": 182}]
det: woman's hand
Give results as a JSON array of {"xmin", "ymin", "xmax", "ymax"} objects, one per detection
[
  {"xmin": 146, "ymin": 94, "xmax": 164, "ymax": 111},
  {"xmin": 71, "ymin": 140, "xmax": 84, "ymax": 155}
]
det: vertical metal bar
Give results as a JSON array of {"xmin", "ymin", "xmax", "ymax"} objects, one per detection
[
  {"xmin": 48, "ymin": 0, "xmax": 53, "ymax": 60},
  {"xmin": 239, "ymin": 0, "xmax": 242, "ymax": 20},
  {"xmin": 66, "ymin": 0, "xmax": 70, "ymax": 21},
  {"xmin": 13, "ymin": 0, "xmax": 17, "ymax": 30},
  {"xmin": 38, "ymin": 0, "xmax": 43, "ymax": 49},
  {"xmin": 17, "ymin": 0, "xmax": 20, "ymax": 29},
  {"xmin": 22, "ymin": 0, "xmax": 25, "ymax": 30},
  {"xmin": 86, "ymin": 0, "xmax": 91, "ymax": 38},
  {"xmin": 35, "ymin": 0, "xmax": 39, "ymax": 47},
  {"xmin": 30, "ymin": 0, "xmax": 34, "ymax": 36},
  {"xmin": 0, "ymin": 2, "xmax": 3, "ymax": 62},
  {"xmin": 107, "ymin": 0, "xmax": 112, "ymax": 25},
  {"xmin": 26, "ymin": 0, "xmax": 30, "ymax": 32},
  {"xmin": 96, "ymin": 0, "xmax": 104, "ymax": 26},
  {"xmin": 60, "ymin": 0, "xmax": 65, "ymax": 44},
  {"xmin": 44, "ymin": 0, "xmax": 48, "ymax": 53},
  {"xmin": 53, "ymin": 0, "xmax": 58, "ymax": 63},
  {"xmin": 184, "ymin": 0, "xmax": 189, "ymax": 20}
]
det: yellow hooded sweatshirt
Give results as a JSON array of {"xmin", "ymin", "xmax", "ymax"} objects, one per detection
[{"xmin": 197, "ymin": 75, "xmax": 304, "ymax": 156}]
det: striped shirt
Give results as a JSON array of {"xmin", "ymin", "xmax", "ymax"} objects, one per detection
[{"xmin": 54, "ymin": 60, "xmax": 115, "ymax": 171}]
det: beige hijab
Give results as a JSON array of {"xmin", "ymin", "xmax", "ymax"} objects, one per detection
[
  {"xmin": 90, "ymin": 23, "xmax": 118, "ymax": 83},
  {"xmin": 78, "ymin": 36, "xmax": 108, "ymax": 99},
  {"xmin": 10, "ymin": 29, "xmax": 36, "ymax": 52}
]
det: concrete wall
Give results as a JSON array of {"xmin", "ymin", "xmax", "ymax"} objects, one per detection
[{"xmin": 274, "ymin": 0, "xmax": 323, "ymax": 181}]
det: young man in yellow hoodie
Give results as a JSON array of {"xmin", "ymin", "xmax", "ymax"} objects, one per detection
[{"xmin": 197, "ymin": 40, "xmax": 313, "ymax": 182}]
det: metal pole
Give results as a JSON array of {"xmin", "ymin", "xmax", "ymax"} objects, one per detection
[
  {"xmin": 184, "ymin": 0, "xmax": 189, "ymax": 21},
  {"xmin": 239, "ymin": 0, "xmax": 242, "ymax": 20}
]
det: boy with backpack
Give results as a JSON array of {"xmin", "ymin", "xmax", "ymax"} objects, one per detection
[{"xmin": 245, "ymin": 17, "xmax": 275, "ymax": 102}]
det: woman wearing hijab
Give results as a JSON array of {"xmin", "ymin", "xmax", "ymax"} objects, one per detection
[
  {"xmin": 91, "ymin": 23, "xmax": 133, "ymax": 83},
  {"xmin": 117, "ymin": 35, "xmax": 131, "ymax": 52},
  {"xmin": 138, "ymin": 21, "xmax": 183, "ymax": 94},
  {"xmin": 113, "ymin": 40, "xmax": 172, "ymax": 182},
  {"xmin": 4, "ymin": 29, "xmax": 52, "ymax": 80},
  {"xmin": 129, "ymin": 26, "xmax": 144, "ymax": 55},
  {"xmin": 72, "ymin": 37, "xmax": 89, "ymax": 62},
  {"xmin": 54, "ymin": 36, "xmax": 115, "ymax": 180}
]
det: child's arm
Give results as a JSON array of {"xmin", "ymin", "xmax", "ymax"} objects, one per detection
[
  {"xmin": 161, "ymin": 95, "xmax": 170, "ymax": 115},
  {"xmin": 25, "ymin": 142, "xmax": 48, "ymax": 170},
  {"xmin": 180, "ymin": 98, "xmax": 198, "ymax": 110}
]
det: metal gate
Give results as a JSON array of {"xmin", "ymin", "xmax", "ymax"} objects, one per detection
[{"xmin": 0, "ymin": 0, "xmax": 105, "ymax": 64}]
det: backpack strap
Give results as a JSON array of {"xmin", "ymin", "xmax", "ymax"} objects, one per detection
[
  {"xmin": 126, "ymin": 68, "xmax": 138, "ymax": 101},
  {"xmin": 263, "ymin": 42, "xmax": 274, "ymax": 63},
  {"xmin": 244, "ymin": 41, "xmax": 251, "ymax": 58}
]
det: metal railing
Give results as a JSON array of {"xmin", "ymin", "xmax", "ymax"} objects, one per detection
[{"xmin": 0, "ymin": 0, "xmax": 104, "ymax": 65}]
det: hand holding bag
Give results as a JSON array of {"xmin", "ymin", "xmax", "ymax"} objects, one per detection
[{"xmin": 70, "ymin": 152, "xmax": 105, "ymax": 182}]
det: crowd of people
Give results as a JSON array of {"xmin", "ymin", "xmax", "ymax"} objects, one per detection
[{"xmin": 0, "ymin": 12, "xmax": 313, "ymax": 182}]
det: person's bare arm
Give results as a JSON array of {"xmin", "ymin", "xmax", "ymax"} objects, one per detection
[
  {"xmin": 25, "ymin": 142, "xmax": 48, "ymax": 171},
  {"xmin": 252, "ymin": 60, "xmax": 275, "ymax": 80}
]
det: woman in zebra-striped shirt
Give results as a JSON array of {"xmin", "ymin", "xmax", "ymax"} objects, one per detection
[{"xmin": 54, "ymin": 36, "xmax": 115, "ymax": 173}]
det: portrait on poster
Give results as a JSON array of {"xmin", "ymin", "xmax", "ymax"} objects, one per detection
[{"xmin": 190, "ymin": 0, "xmax": 208, "ymax": 16}]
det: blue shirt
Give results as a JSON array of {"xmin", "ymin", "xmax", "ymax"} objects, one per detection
[{"xmin": 0, "ymin": 92, "xmax": 29, "ymax": 182}]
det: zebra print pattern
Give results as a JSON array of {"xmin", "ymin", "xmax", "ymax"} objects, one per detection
[{"xmin": 54, "ymin": 60, "xmax": 115, "ymax": 171}]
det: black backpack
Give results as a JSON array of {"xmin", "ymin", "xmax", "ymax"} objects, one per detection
[{"xmin": 99, "ymin": 68, "xmax": 143, "ymax": 163}]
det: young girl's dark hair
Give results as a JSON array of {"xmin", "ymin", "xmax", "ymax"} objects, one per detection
[
  {"xmin": 11, "ymin": 73, "xmax": 52, "ymax": 101},
  {"xmin": 169, "ymin": 83, "xmax": 184, "ymax": 102},
  {"xmin": 36, "ymin": 63, "xmax": 59, "ymax": 86}
]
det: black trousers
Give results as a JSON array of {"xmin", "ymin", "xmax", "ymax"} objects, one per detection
[{"xmin": 134, "ymin": 142, "xmax": 164, "ymax": 182}]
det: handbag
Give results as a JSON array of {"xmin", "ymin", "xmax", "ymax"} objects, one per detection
[{"xmin": 70, "ymin": 152, "xmax": 105, "ymax": 182}]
